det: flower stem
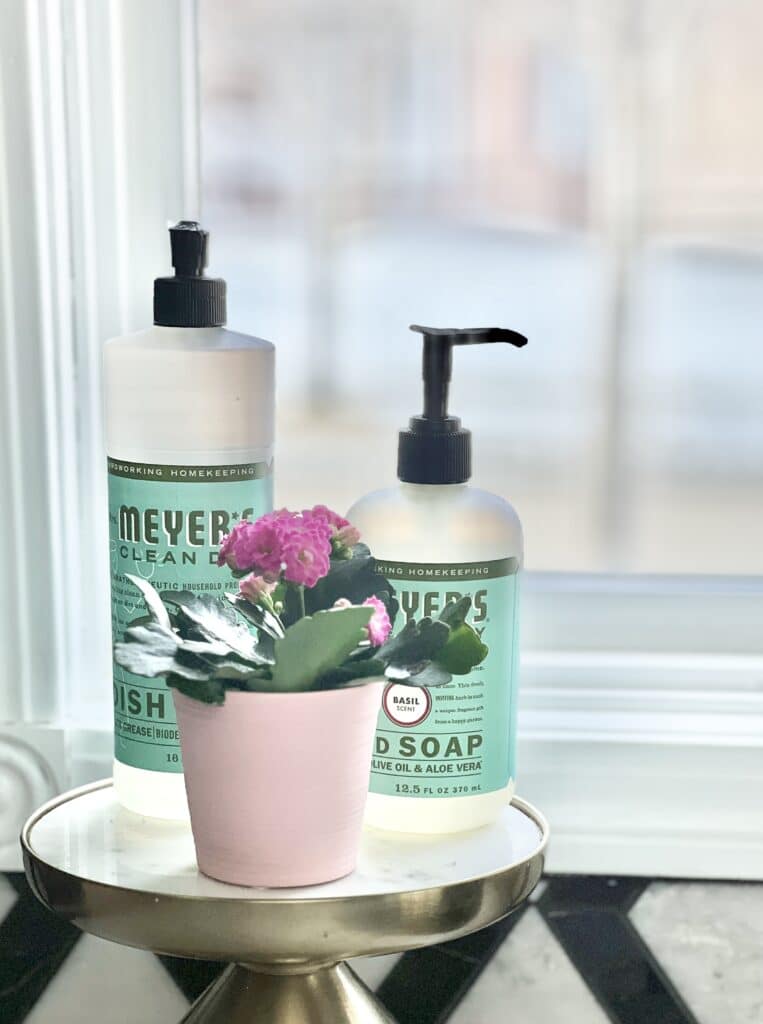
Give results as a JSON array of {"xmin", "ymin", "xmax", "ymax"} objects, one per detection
[{"xmin": 297, "ymin": 585, "xmax": 306, "ymax": 621}]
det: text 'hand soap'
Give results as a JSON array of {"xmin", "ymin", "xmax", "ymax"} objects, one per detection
[
  {"xmin": 348, "ymin": 325, "xmax": 527, "ymax": 834},
  {"xmin": 104, "ymin": 222, "xmax": 275, "ymax": 820}
]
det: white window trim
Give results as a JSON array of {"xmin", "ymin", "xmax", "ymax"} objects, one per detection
[
  {"xmin": 0, "ymin": 0, "xmax": 198, "ymax": 867},
  {"xmin": 521, "ymin": 574, "xmax": 763, "ymax": 879},
  {"xmin": 2, "ymin": 0, "xmax": 761, "ymax": 878}
]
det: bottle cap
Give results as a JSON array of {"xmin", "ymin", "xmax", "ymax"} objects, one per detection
[
  {"xmin": 153, "ymin": 221, "xmax": 226, "ymax": 327},
  {"xmin": 398, "ymin": 325, "xmax": 528, "ymax": 484}
]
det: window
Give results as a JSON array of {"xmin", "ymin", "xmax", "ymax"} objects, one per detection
[
  {"xmin": 200, "ymin": 0, "xmax": 763, "ymax": 574},
  {"xmin": 1, "ymin": 0, "xmax": 761, "ymax": 876}
]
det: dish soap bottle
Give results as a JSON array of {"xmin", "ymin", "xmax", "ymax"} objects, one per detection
[
  {"xmin": 104, "ymin": 221, "xmax": 275, "ymax": 820},
  {"xmin": 348, "ymin": 325, "xmax": 527, "ymax": 834}
]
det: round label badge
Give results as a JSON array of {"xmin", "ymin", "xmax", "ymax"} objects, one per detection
[{"xmin": 382, "ymin": 683, "xmax": 432, "ymax": 727}]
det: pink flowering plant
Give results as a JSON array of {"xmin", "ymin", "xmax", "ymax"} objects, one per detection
[{"xmin": 114, "ymin": 506, "xmax": 488, "ymax": 704}]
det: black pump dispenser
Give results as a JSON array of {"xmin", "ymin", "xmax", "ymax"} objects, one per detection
[
  {"xmin": 397, "ymin": 325, "xmax": 528, "ymax": 485},
  {"xmin": 153, "ymin": 221, "xmax": 227, "ymax": 328}
]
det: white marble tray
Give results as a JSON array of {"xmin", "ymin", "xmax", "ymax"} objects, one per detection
[{"xmin": 25, "ymin": 781, "xmax": 546, "ymax": 902}]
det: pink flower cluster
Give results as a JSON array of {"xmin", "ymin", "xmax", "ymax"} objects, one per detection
[
  {"xmin": 238, "ymin": 572, "xmax": 277, "ymax": 604},
  {"xmin": 363, "ymin": 596, "xmax": 392, "ymax": 646},
  {"xmin": 312, "ymin": 505, "xmax": 361, "ymax": 550},
  {"xmin": 333, "ymin": 596, "xmax": 392, "ymax": 646},
  {"xmin": 218, "ymin": 506, "xmax": 360, "ymax": 589}
]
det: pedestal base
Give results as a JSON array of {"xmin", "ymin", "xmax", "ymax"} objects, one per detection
[
  {"xmin": 23, "ymin": 782, "xmax": 548, "ymax": 1024},
  {"xmin": 183, "ymin": 963, "xmax": 395, "ymax": 1024}
]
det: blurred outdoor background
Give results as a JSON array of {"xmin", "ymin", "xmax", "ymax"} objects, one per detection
[{"xmin": 198, "ymin": 0, "xmax": 763, "ymax": 575}]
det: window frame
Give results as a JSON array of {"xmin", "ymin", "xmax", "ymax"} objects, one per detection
[{"xmin": 1, "ymin": 0, "xmax": 761, "ymax": 878}]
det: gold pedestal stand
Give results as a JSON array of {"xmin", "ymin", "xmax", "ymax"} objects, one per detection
[{"xmin": 22, "ymin": 781, "xmax": 548, "ymax": 1023}]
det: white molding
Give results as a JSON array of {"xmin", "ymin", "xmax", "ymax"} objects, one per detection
[
  {"xmin": 519, "ymin": 647, "xmax": 763, "ymax": 879},
  {"xmin": 521, "ymin": 737, "xmax": 763, "ymax": 880},
  {"xmin": 0, "ymin": 0, "xmax": 200, "ymax": 729},
  {"xmin": 0, "ymin": 727, "xmax": 66, "ymax": 871},
  {"xmin": 0, "ymin": 0, "xmax": 199, "ymax": 848},
  {"xmin": 0, "ymin": 0, "xmax": 67, "ymax": 723},
  {"xmin": 518, "ymin": 576, "xmax": 763, "ymax": 877}
]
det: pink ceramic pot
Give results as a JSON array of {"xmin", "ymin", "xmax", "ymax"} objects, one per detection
[{"xmin": 173, "ymin": 682, "xmax": 383, "ymax": 888}]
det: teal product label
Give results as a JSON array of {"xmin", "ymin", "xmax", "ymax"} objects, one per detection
[
  {"xmin": 108, "ymin": 457, "xmax": 273, "ymax": 772},
  {"xmin": 370, "ymin": 557, "xmax": 520, "ymax": 799}
]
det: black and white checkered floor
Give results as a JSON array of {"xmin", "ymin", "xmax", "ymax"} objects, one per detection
[{"xmin": 2, "ymin": 873, "xmax": 760, "ymax": 1022}]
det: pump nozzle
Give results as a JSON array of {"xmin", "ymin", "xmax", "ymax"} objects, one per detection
[
  {"xmin": 410, "ymin": 325, "xmax": 527, "ymax": 421},
  {"xmin": 398, "ymin": 324, "xmax": 528, "ymax": 484},
  {"xmin": 169, "ymin": 220, "xmax": 209, "ymax": 277},
  {"xmin": 154, "ymin": 220, "xmax": 226, "ymax": 327}
]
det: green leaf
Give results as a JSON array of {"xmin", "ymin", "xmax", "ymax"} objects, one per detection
[
  {"xmin": 399, "ymin": 661, "xmax": 452, "ymax": 688},
  {"xmin": 271, "ymin": 607, "xmax": 373, "ymax": 691},
  {"xmin": 125, "ymin": 574, "xmax": 172, "ymax": 630},
  {"xmin": 346, "ymin": 642, "xmax": 378, "ymax": 663},
  {"xmin": 225, "ymin": 593, "xmax": 285, "ymax": 640},
  {"xmin": 233, "ymin": 673, "xmax": 278, "ymax": 693},
  {"xmin": 253, "ymin": 631, "xmax": 276, "ymax": 664},
  {"xmin": 207, "ymin": 658, "xmax": 269, "ymax": 680},
  {"xmin": 304, "ymin": 545, "xmax": 398, "ymax": 626},
  {"xmin": 316, "ymin": 658, "xmax": 386, "ymax": 689},
  {"xmin": 438, "ymin": 595, "xmax": 472, "ymax": 630},
  {"xmin": 280, "ymin": 581, "xmax": 306, "ymax": 628},
  {"xmin": 175, "ymin": 636, "xmax": 232, "ymax": 658},
  {"xmin": 435, "ymin": 623, "xmax": 489, "ymax": 676},
  {"xmin": 114, "ymin": 622, "xmax": 210, "ymax": 681},
  {"xmin": 165, "ymin": 591, "xmax": 264, "ymax": 662},
  {"xmin": 166, "ymin": 674, "xmax": 226, "ymax": 705},
  {"xmin": 377, "ymin": 617, "xmax": 449, "ymax": 671}
]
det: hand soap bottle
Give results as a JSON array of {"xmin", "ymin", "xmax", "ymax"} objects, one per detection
[
  {"xmin": 348, "ymin": 325, "xmax": 527, "ymax": 834},
  {"xmin": 104, "ymin": 222, "xmax": 275, "ymax": 820}
]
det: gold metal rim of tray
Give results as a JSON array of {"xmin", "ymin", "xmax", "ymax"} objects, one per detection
[{"xmin": 22, "ymin": 779, "xmax": 549, "ymax": 1024}]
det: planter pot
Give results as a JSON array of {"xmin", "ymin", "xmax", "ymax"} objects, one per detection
[{"xmin": 173, "ymin": 682, "xmax": 384, "ymax": 888}]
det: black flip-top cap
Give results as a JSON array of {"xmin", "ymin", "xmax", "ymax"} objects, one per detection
[
  {"xmin": 153, "ymin": 221, "xmax": 227, "ymax": 327},
  {"xmin": 398, "ymin": 324, "xmax": 527, "ymax": 484}
]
